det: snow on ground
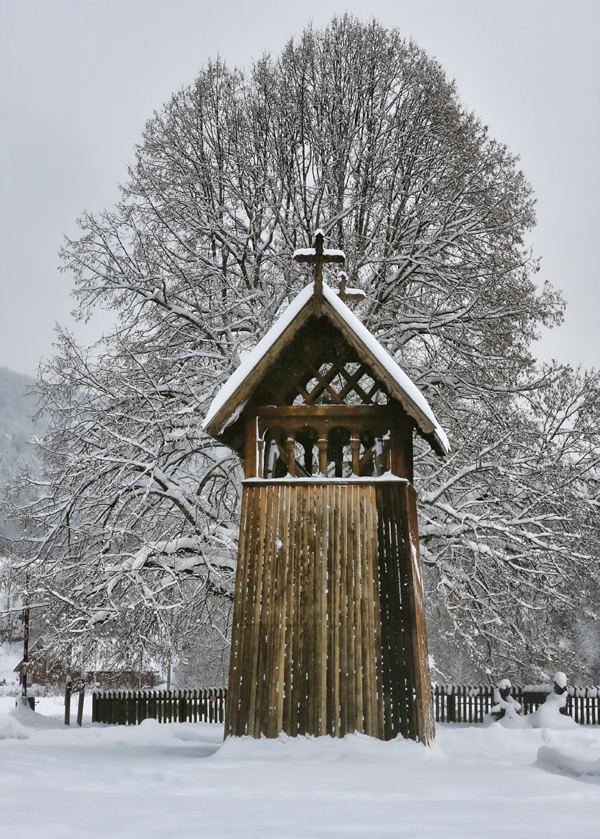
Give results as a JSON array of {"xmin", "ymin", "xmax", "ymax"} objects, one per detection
[
  {"xmin": 0, "ymin": 641, "xmax": 20, "ymax": 694},
  {"xmin": 0, "ymin": 698, "xmax": 599, "ymax": 839}
]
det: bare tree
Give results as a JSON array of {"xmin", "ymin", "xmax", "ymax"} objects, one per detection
[{"xmin": 7, "ymin": 16, "xmax": 600, "ymax": 680}]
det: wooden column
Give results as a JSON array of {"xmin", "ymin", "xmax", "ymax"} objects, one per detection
[{"xmin": 350, "ymin": 433, "xmax": 361, "ymax": 475}]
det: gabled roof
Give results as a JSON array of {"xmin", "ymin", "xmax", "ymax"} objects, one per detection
[{"xmin": 203, "ymin": 282, "xmax": 449, "ymax": 456}]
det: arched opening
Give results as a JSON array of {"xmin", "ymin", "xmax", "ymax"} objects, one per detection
[
  {"xmin": 256, "ymin": 422, "xmax": 393, "ymax": 479},
  {"xmin": 295, "ymin": 426, "xmax": 320, "ymax": 475},
  {"xmin": 261, "ymin": 426, "xmax": 320, "ymax": 478},
  {"xmin": 327, "ymin": 427, "xmax": 351, "ymax": 477},
  {"xmin": 263, "ymin": 428, "xmax": 288, "ymax": 478},
  {"xmin": 357, "ymin": 430, "xmax": 391, "ymax": 476}
]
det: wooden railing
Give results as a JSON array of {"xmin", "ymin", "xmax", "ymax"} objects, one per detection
[
  {"xmin": 433, "ymin": 684, "xmax": 600, "ymax": 725},
  {"xmin": 245, "ymin": 406, "xmax": 411, "ymax": 480},
  {"xmin": 92, "ymin": 688, "xmax": 226, "ymax": 725}
]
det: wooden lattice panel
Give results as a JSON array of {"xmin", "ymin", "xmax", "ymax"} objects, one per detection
[{"xmin": 251, "ymin": 317, "xmax": 390, "ymax": 409}]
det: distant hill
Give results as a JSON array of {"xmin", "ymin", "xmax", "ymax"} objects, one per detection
[{"xmin": 0, "ymin": 368, "xmax": 47, "ymax": 540}]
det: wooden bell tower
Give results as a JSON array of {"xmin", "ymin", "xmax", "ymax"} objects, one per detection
[{"xmin": 203, "ymin": 232, "xmax": 449, "ymax": 744}]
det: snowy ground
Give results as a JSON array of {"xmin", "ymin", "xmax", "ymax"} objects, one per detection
[
  {"xmin": 0, "ymin": 641, "xmax": 21, "ymax": 695},
  {"xmin": 1, "ymin": 696, "xmax": 599, "ymax": 839}
]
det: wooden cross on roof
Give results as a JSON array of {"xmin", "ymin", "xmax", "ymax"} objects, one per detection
[{"xmin": 293, "ymin": 229, "xmax": 345, "ymax": 316}]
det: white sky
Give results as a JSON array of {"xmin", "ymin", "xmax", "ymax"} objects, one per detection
[{"xmin": 1, "ymin": 0, "xmax": 598, "ymax": 376}]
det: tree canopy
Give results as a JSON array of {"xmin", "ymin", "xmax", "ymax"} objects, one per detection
[{"xmin": 9, "ymin": 15, "xmax": 600, "ymax": 682}]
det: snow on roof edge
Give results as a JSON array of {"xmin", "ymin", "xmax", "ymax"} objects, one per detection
[
  {"xmin": 322, "ymin": 284, "xmax": 450, "ymax": 454},
  {"xmin": 203, "ymin": 284, "xmax": 314, "ymax": 431},
  {"xmin": 203, "ymin": 282, "xmax": 449, "ymax": 455}
]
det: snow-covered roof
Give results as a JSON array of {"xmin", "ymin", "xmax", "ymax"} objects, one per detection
[{"xmin": 203, "ymin": 282, "xmax": 449, "ymax": 456}]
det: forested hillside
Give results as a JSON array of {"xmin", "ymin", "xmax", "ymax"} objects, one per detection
[
  {"xmin": 0, "ymin": 367, "xmax": 45, "ymax": 539},
  {"xmin": 0, "ymin": 368, "xmax": 46, "ymax": 642}
]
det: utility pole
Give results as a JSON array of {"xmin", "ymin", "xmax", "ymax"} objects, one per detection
[
  {"xmin": 21, "ymin": 602, "xmax": 29, "ymax": 698},
  {"xmin": 21, "ymin": 575, "xmax": 33, "ymax": 709}
]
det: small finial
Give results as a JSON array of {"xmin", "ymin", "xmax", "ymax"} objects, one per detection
[{"xmin": 336, "ymin": 271, "xmax": 366, "ymax": 304}]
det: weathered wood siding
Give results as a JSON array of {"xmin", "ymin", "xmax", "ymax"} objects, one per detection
[{"xmin": 225, "ymin": 479, "xmax": 434, "ymax": 743}]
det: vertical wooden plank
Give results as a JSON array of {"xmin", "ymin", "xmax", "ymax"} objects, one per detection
[
  {"xmin": 338, "ymin": 485, "xmax": 349, "ymax": 736},
  {"xmin": 317, "ymin": 483, "xmax": 328, "ymax": 736},
  {"xmin": 240, "ymin": 486, "xmax": 261, "ymax": 733},
  {"xmin": 266, "ymin": 485, "xmax": 283, "ymax": 737},
  {"xmin": 304, "ymin": 483, "xmax": 314, "ymax": 736},
  {"xmin": 370, "ymin": 487, "xmax": 385, "ymax": 740},
  {"xmin": 310, "ymin": 484, "xmax": 318, "ymax": 736},
  {"xmin": 381, "ymin": 484, "xmax": 400, "ymax": 738},
  {"xmin": 290, "ymin": 485, "xmax": 304, "ymax": 736},
  {"xmin": 321, "ymin": 484, "xmax": 331, "ymax": 736},
  {"xmin": 271, "ymin": 482, "xmax": 289, "ymax": 737},
  {"xmin": 293, "ymin": 484, "xmax": 305, "ymax": 736},
  {"xmin": 314, "ymin": 483, "xmax": 323, "ymax": 735},
  {"xmin": 395, "ymin": 482, "xmax": 434, "ymax": 744},
  {"xmin": 242, "ymin": 484, "xmax": 261, "ymax": 734},
  {"xmin": 376, "ymin": 485, "xmax": 399, "ymax": 739},
  {"xmin": 362, "ymin": 488, "xmax": 375, "ymax": 738},
  {"xmin": 307, "ymin": 484, "xmax": 318, "ymax": 735},
  {"xmin": 283, "ymin": 484, "xmax": 297, "ymax": 737},
  {"xmin": 246, "ymin": 484, "xmax": 269, "ymax": 734},
  {"xmin": 239, "ymin": 486, "xmax": 261, "ymax": 734},
  {"xmin": 347, "ymin": 483, "xmax": 359, "ymax": 734},
  {"xmin": 225, "ymin": 484, "xmax": 253, "ymax": 735},
  {"xmin": 329, "ymin": 483, "xmax": 341, "ymax": 736},
  {"xmin": 352, "ymin": 485, "xmax": 364, "ymax": 734},
  {"xmin": 298, "ymin": 484, "xmax": 310, "ymax": 736},
  {"xmin": 299, "ymin": 482, "xmax": 310, "ymax": 736},
  {"xmin": 360, "ymin": 484, "xmax": 376, "ymax": 737},
  {"xmin": 254, "ymin": 484, "xmax": 276, "ymax": 737},
  {"xmin": 391, "ymin": 483, "xmax": 413, "ymax": 738},
  {"xmin": 262, "ymin": 484, "xmax": 279, "ymax": 735},
  {"xmin": 346, "ymin": 484, "xmax": 356, "ymax": 735}
]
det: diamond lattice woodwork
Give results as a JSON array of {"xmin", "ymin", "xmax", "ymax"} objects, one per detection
[{"xmin": 250, "ymin": 318, "xmax": 390, "ymax": 409}]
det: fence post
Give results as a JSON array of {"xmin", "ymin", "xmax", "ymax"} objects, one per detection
[
  {"xmin": 64, "ymin": 680, "xmax": 72, "ymax": 725},
  {"xmin": 77, "ymin": 687, "xmax": 85, "ymax": 727},
  {"xmin": 447, "ymin": 686, "xmax": 455, "ymax": 723}
]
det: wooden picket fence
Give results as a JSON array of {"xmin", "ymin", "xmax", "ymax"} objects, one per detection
[
  {"xmin": 91, "ymin": 688, "xmax": 226, "ymax": 725},
  {"xmin": 91, "ymin": 684, "xmax": 600, "ymax": 727},
  {"xmin": 433, "ymin": 684, "xmax": 600, "ymax": 725}
]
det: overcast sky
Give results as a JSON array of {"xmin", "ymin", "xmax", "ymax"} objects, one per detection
[{"xmin": 1, "ymin": 0, "xmax": 598, "ymax": 376}]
